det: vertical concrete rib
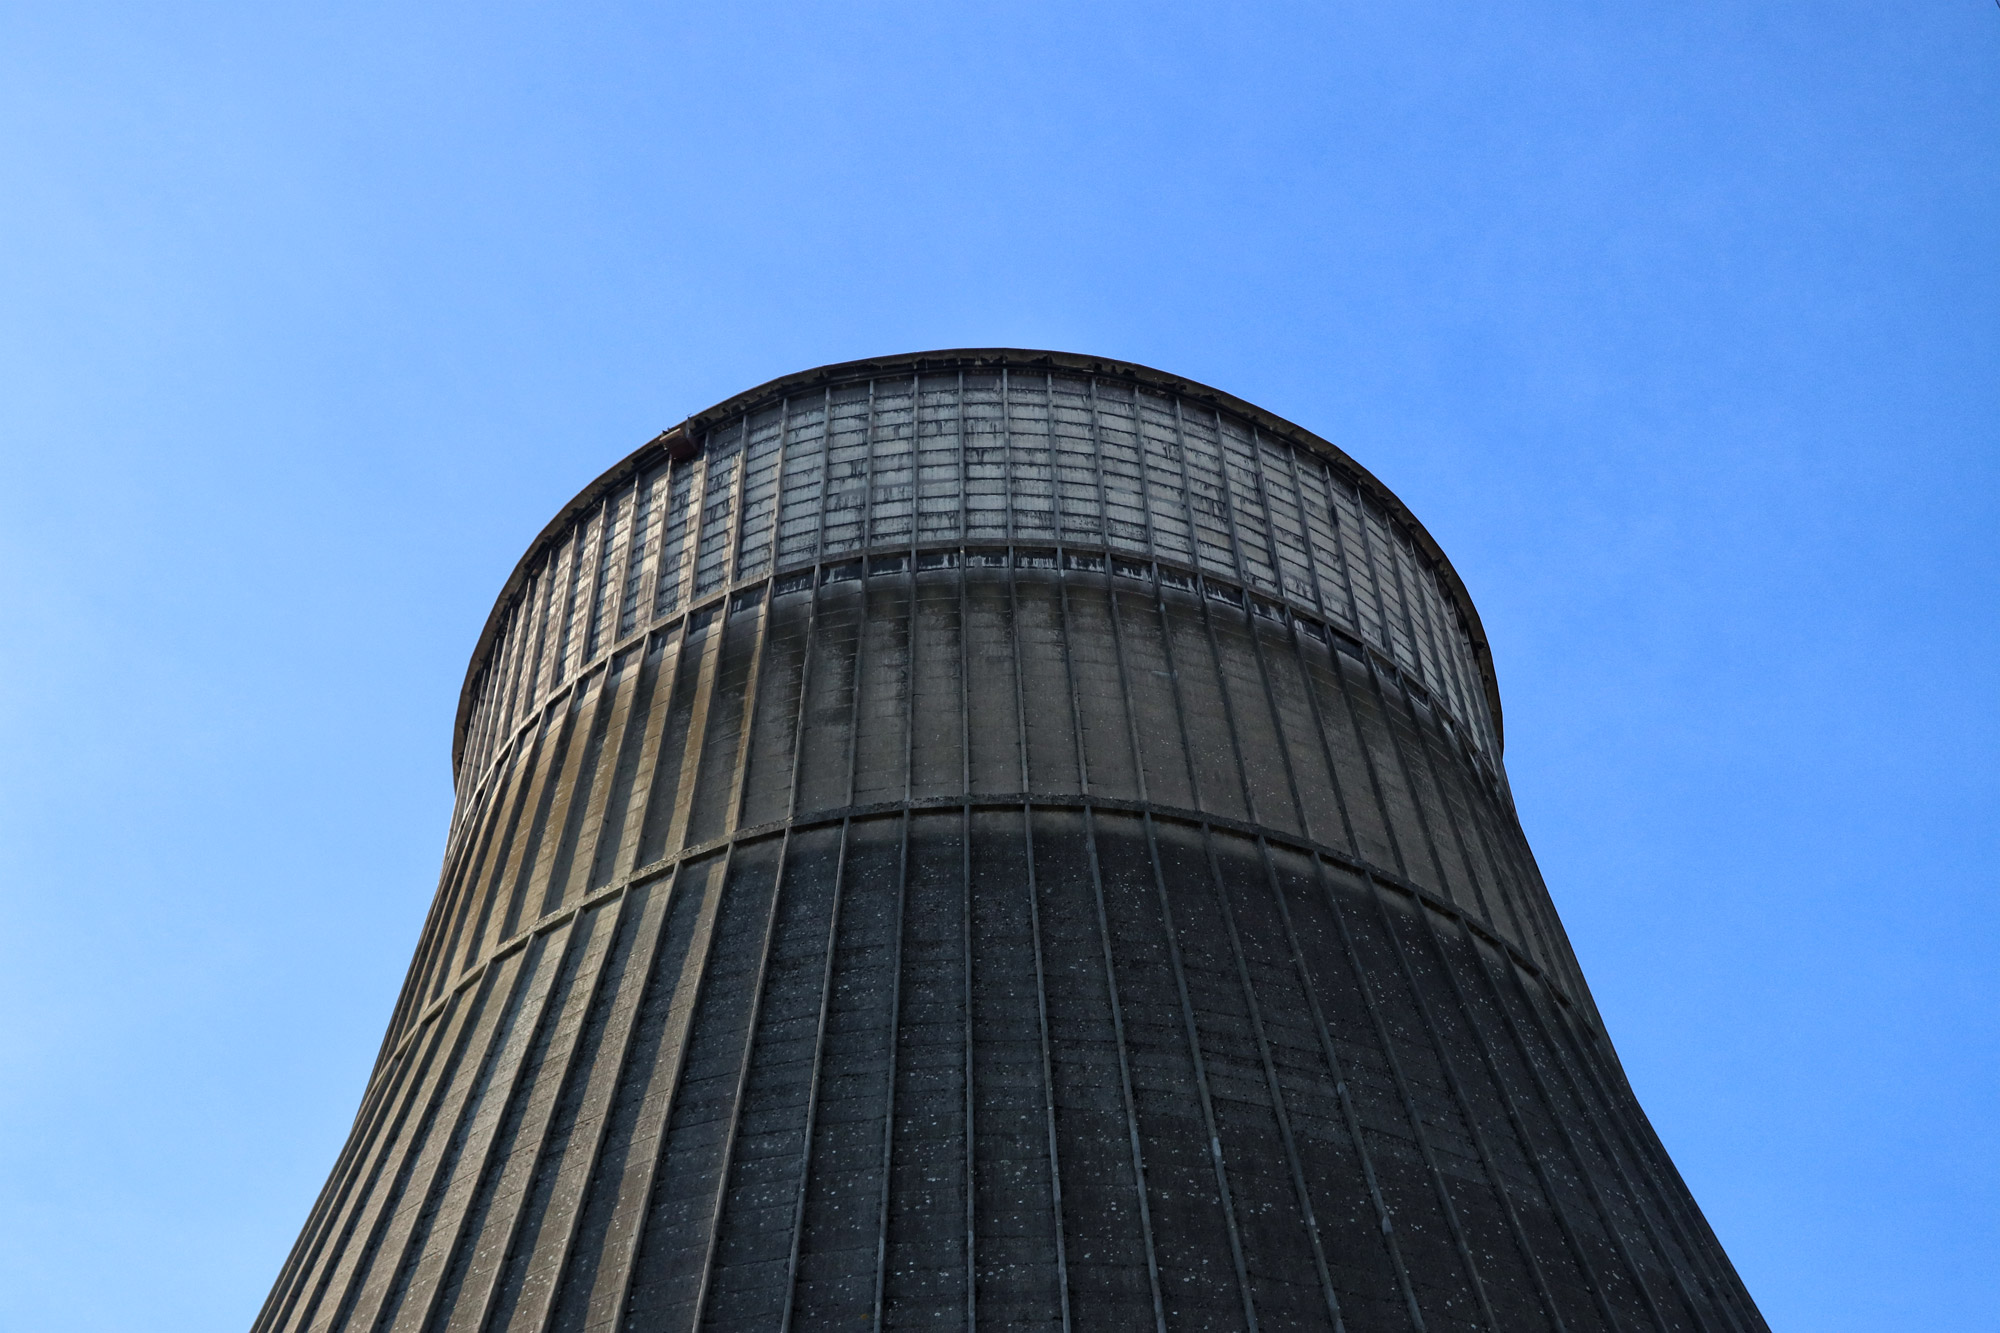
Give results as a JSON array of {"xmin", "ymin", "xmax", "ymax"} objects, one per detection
[
  {"xmin": 1206, "ymin": 822, "xmax": 1347, "ymax": 1332},
  {"xmin": 1365, "ymin": 889, "xmax": 1576, "ymax": 1333},
  {"xmin": 955, "ymin": 372, "xmax": 979, "ymax": 1333},
  {"xmin": 1410, "ymin": 908, "xmax": 1631, "ymax": 1333},
  {"xmin": 1053, "ymin": 492, "xmax": 1167, "ymax": 1332},
  {"xmin": 1001, "ymin": 367, "xmax": 1074, "ymax": 1332},
  {"xmin": 354, "ymin": 954, "xmax": 537, "ymax": 1331},
  {"xmin": 1487, "ymin": 952, "xmax": 1713, "ymax": 1333},
  {"xmin": 560, "ymin": 649, "xmax": 640, "ymax": 902},
  {"xmin": 431, "ymin": 739, "xmax": 526, "ymax": 986},
  {"xmin": 676, "ymin": 837, "xmax": 781, "ymax": 1333},
  {"xmin": 311, "ymin": 1014, "xmax": 472, "ymax": 1330},
  {"xmin": 1537, "ymin": 1000, "xmax": 1753, "ymax": 1333},
  {"xmin": 601, "ymin": 616, "xmax": 781, "ymax": 1333},
  {"xmin": 451, "ymin": 894, "xmax": 626, "ymax": 1333},
  {"xmin": 1391, "ymin": 661, "xmax": 1503, "ymax": 930},
  {"xmin": 257, "ymin": 1019, "xmax": 437, "ymax": 1332},
  {"xmin": 433, "ymin": 912, "xmax": 604, "ymax": 1333},
  {"xmin": 1140, "ymin": 805, "xmax": 1260, "ymax": 1332},
  {"xmin": 681, "ymin": 416, "xmax": 846, "ymax": 1326},
  {"xmin": 1351, "ymin": 656, "xmax": 1579, "ymax": 1331},
  {"xmin": 512, "ymin": 880, "xmax": 676, "ymax": 1333},
  {"xmin": 318, "ymin": 981, "xmax": 493, "ymax": 1333},
  {"xmin": 1241, "ymin": 431, "xmax": 1425, "ymax": 1330},
  {"xmin": 1176, "ymin": 396, "xmax": 1345, "ymax": 1327},
  {"xmin": 1319, "ymin": 866, "xmax": 1505, "ymax": 1333},
  {"xmin": 1139, "ymin": 523, "xmax": 1261, "ymax": 1328},
  {"xmin": 866, "ymin": 435, "xmax": 921, "ymax": 1327},
  {"xmin": 1262, "ymin": 844, "xmax": 1430, "ymax": 1331},
  {"xmin": 1402, "ymin": 681, "xmax": 1530, "ymax": 961},
  {"xmin": 395, "ymin": 932, "xmax": 572, "ymax": 1333},
  {"xmin": 1095, "ymin": 467, "xmax": 1243, "ymax": 1327},
  {"xmin": 622, "ymin": 481, "xmax": 826, "ymax": 1333},
  {"xmin": 771, "ymin": 550, "xmax": 869, "ymax": 1330}
]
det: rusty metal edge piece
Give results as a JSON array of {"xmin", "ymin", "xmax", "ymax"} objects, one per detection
[{"xmin": 450, "ymin": 349, "xmax": 1506, "ymax": 777}]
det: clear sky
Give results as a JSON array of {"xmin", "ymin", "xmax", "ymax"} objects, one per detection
[{"xmin": 1, "ymin": 4, "xmax": 1993, "ymax": 1329}]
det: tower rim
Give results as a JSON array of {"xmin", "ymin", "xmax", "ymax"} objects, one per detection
[{"xmin": 451, "ymin": 348, "xmax": 1504, "ymax": 778}]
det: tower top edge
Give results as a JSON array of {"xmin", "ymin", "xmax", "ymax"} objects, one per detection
[{"xmin": 449, "ymin": 349, "xmax": 1504, "ymax": 777}]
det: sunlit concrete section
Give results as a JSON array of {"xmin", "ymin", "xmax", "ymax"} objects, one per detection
[{"xmin": 257, "ymin": 351, "xmax": 1765, "ymax": 1333}]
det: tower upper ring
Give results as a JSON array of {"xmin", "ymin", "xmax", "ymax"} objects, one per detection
[{"xmin": 452, "ymin": 350, "xmax": 1505, "ymax": 786}]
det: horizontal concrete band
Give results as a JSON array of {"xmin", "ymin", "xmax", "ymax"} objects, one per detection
[
  {"xmin": 380, "ymin": 794, "xmax": 1588, "ymax": 1099},
  {"xmin": 451, "ymin": 547, "xmax": 1503, "ymax": 836}
]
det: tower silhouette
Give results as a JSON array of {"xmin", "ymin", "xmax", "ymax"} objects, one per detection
[{"xmin": 257, "ymin": 351, "xmax": 1764, "ymax": 1333}]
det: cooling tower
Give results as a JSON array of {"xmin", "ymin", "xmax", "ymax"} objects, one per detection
[{"xmin": 256, "ymin": 351, "xmax": 1764, "ymax": 1333}]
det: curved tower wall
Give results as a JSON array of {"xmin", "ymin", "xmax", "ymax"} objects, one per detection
[{"xmin": 257, "ymin": 352, "xmax": 1765, "ymax": 1333}]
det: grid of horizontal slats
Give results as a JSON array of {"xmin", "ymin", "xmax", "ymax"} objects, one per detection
[{"xmin": 452, "ymin": 370, "xmax": 1501, "ymax": 807}]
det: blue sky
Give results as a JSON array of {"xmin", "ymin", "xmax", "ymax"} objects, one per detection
[{"xmin": 1, "ymin": 3, "xmax": 1993, "ymax": 1329}]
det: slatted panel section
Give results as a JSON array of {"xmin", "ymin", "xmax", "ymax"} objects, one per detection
[{"xmin": 454, "ymin": 372, "xmax": 1504, "ymax": 796}]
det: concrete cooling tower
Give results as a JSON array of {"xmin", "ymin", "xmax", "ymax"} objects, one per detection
[{"xmin": 255, "ymin": 351, "xmax": 1765, "ymax": 1333}]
